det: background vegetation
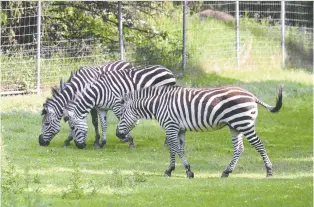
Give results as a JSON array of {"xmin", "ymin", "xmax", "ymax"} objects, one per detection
[{"xmin": 1, "ymin": 1, "xmax": 313, "ymax": 92}]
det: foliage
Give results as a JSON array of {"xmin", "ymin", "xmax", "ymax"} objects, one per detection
[
  {"xmin": 131, "ymin": 4, "xmax": 183, "ymax": 70},
  {"xmin": 1, "ymin": 2, "xmax": 312, "ymax": 94},
  {"xmin": 1, "ymin": 155, "xmax": 48, "ymax": 207},
  {"xmin": 1, "ymin": 1, "xmax": 38, "ymax": 47},
  {"xmin": 61, "ymin": 165, "xmax": 85, "ymax": 199}
]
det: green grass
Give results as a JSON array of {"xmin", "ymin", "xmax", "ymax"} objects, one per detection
[{"xmin": 1, "ymin": 66, "xmax": 313, "ymax": 206}]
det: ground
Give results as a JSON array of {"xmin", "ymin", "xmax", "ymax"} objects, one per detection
[{"xmin": 1, "ymin": 67, "xmax": 313, "ymax": 207}]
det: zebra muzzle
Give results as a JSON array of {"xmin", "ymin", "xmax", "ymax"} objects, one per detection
[
  {"xmin": 115, "ymin": 128, "xmax": 125, "ymax": 140},
  {"xmin": 38, "ymin": 134, "xmax": 50, "ymax": 146}
]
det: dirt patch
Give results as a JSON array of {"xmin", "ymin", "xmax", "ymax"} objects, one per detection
[{"xmin": 196, "ymin": 9, "xmax": 235, "ymax": 25}]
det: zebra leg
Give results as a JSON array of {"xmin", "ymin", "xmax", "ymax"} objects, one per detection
[
  {"xmin": 90, "ymin": 108, "xmax": 101, "ymax": 149},
  {"xmin": 221, "ymin": 128, "xmax": 244, "ymax": 178},
  {"xmin": 115, "ymin": 126, "xmax": 135, "ymax": 148},
  {"xmin": 63, "ymin": 131, "xmax": 74, "ymax": 147},
  {"xmin": 178, "ymin": 129, "xmax": 186, "ymax": 151},
  {"xmin": 242, "ymin": 127, "xmax": 273, "ymax": 177},
  {"xmin": 97, "ymin": 110, "xmax": 108, "ymax": 148},
  {"xmin": 164, "ymin": 128, "xmax": 193, "ymax": 178},
  {"xmin": 177, "ymin": 129, "xmax": 194, "ymax": 178},
  {"xmin": 113, "ymin": 108, "xmax": 135, "ymax": 148},
  {"xmin": 127, "ymin": 135, "xmax": 135, "ymax": 149},
  {"xmin": 164, "ymin": 137, "xmax": 169, "ymax": 148},
  {"xmin": 164, "ymin": 129, "xmax": 177, "ymax": 177}
]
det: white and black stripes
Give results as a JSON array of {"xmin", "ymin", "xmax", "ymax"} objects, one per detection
[
  {"xmin": 39, "ymin": 60, "xmax": 133, "ymax": 147},
  {"xmin": 116, "ymin": 85, "xmax": 283, "ymax": 178},
  {"xmin": 63, "ymin": 65, "xmax": 176, "ymax": 149}
]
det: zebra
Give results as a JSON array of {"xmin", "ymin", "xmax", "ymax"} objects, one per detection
[
  {"xmin": 115, "ymin": 85, "xmax": 283, "ymax": 178},
  {"xmin": 63, "ymin": 65, "xmax": 176, "ymax": 149},
  {"xmin": 39, "ymin": 60, "xmax": 135, "ymax": 149}
]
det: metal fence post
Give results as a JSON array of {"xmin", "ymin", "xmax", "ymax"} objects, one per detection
[
  {"xmin": 281, "ymin": 0, "xmax": 285, "ymax": 70},
  {"xmin": 36, "ymin": 1, "xmax": 41, "ymax": 94},
  {"xmin": 236, "ymin": 0, "xmax": 240, "ymax": 69},
  {"xmin": 182, "ymin": 1, "xmax": 187, "ymax": 72},
  {"xmin": 0, "ymin": 3, "xmax": 2, "ymax": 71},
  {"xmin": 118, "ymin": 1, "xmax": 124, "ymax": 60}
]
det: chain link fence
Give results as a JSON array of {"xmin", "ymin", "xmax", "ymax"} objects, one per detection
[{"xmin": 1, "ymin": 1, "xmax": 313, "ymax": 95}]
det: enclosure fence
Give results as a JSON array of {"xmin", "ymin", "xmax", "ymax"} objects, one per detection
[{"xmin": 1, "ymin": 1, "xmax": 313, "ymax": 95}]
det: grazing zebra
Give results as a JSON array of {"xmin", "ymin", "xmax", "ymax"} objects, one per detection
[
  {"xmin": 39, "ymin": 60, "xmax": 134, "ymax": 148},
  {"xmin": 63, "ymin": 65, "xmax": 176, "ymax": 149},
  {"xmin": 116, "ymin": 85, "xmax": 283, "ymax": 178}
]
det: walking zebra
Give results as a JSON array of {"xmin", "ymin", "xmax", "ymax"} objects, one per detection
[
  {"xmin": 39, "ymin": 60, "xmax": 134, "ymax": 148},
  {"xmin": 63, "ymin": 65, "xmax": 176, "ymax": 149},
  {"xmin": 116, "ymin": 85, "xmax": 283, "ymax": 178}
]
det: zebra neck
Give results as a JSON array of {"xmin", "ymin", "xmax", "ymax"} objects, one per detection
[
  {"xmin": 136, "ymin": 98, "xmax": 157, "ymax": 120},
  {"xmin": 49, "ymin": 86, "xmax": 74, "ymax": 118}
]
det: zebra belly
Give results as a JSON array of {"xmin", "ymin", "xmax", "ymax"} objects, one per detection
[{"xmin": 178, "ymin": 118, "xmax": 227, "ymax": 132}]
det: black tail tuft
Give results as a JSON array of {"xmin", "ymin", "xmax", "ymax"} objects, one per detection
[{"xmin": 270, "ymin": 84, "xmax": 283, "ymax": 113}]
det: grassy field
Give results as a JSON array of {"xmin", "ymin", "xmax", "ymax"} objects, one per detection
[{"xmin": 1, "ymin": 65, "xmax": 313, "ymax": 207}]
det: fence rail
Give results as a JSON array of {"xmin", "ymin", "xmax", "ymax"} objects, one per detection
[{"xmin": 1, "ymin": 1, "xmax": 313, "ymax": 95}]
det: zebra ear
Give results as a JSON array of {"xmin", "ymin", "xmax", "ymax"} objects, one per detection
[
  {"xmin": 121, "ymin": 94, "xmax": 128, "ymax": 104},
  {"xmin": 63, "ymin": 110, "xmax": 69, "ymax": 122},
  {"xmin": 41, "ymin": 109, "xmax": 47, "ymax": 115},
  {"xmin": 60, "ymin": 78, "xmax": 66, "ymax": 89},
  {"xmin": 64, "ymin": 116, "xmax": 69, "ymax": 122},
  {"xmin": 120, "ymin": 97, "xmax": 125, "ymax": 105}
]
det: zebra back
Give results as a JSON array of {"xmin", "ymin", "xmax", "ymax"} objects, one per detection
[
  {"xmin": 121, "ymin": 85, "xmax": 283, "ymax": 131},
  {"xmin": 65, "ymin": 65, "xmax": 177, "ymax": 118}
]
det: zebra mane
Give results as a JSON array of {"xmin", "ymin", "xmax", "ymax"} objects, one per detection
[
  {"xmin": 52, "ymin": 86, "xmax": 62, "ymax": 95},
  {"xmin": 42, "ymin": 86, "xmax": 60, "ymax": 106},
  {"xmin": 66, "ymin": 71, "xmax": 74, "ymax": 82},
  {"xmin": 66, "ymin": 70, "xmax": 79, "ymax": 82},
  {"xmin": 71, "ymin": 80, "xmax": 95, "ymax": 104}
]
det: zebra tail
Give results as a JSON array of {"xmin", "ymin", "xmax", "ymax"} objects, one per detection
[{"xmin": 255, "ymin": 84, "xmax": 283, "ymax": 113}]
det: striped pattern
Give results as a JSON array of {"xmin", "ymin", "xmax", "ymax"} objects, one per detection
[
  {"xmin": 63, "ymin": 65, "xmax": 176, "ymax": 149},
  {"xmin": 39, "ymin": 60, "xmax": 133, "ymax": 148},
  {"xmin": 116, "ymin": 85, "xmax": 283, "ymax": 178}
]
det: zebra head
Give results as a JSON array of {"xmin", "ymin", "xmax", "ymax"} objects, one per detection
[
  {"xmin": 39, "ymin": 103, "xmax": 62, "ymax": 146},
  {"xmin": 116, "ymin": 95, "xmax": 138, "ymax": 139},
  {"xmin": 38, "ymin": 80, "xmax": 67, "ymax": 146},
  {"xmin": 63, "ymin": 103, "xmax": 88, "ymax": 149}
]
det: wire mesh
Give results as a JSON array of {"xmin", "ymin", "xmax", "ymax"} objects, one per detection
[
  {"xmin": 285, "ymin": 1, "xmax": 313, "ymax": 70},
  {"xmin": 1, "ymin": 1, "xmax": 313, "ymax": 95},
  {"xmin": 187, "ymin": 1, "xmax": 237, "ymax": 72},
  {"xmin": 238, "ymin": 1, "xmax": 282, "ymax": 70},
  {"xmin": 1, "ymin": 2, "xmax": 38, "ymax": 94},
  {"xmin": 40, "ymin": 1, "xmax": 120, "ymax": 88},
  {"xmin": 123, "ymin": 2, "xmax": 183, "ymax": 70}
]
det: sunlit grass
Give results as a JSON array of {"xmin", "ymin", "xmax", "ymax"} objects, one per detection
[{"xmin": 1, "ymin": 67, "xmax": 313, "ymax": 206}]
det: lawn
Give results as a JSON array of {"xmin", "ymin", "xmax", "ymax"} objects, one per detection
[{"xmin": 1, "ymin": 66, "xmax": 313, "ymax": 207}]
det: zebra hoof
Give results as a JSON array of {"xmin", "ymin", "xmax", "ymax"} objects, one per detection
[
  {"xmin": 63, "ymin": 141, "xmax": 70, "ymax": 147},
  {"xmin": 266, "ymin": 173, "xmax": 273, "ymax": 177},
  {"xmin": 186, "ymin": 171, "xmax": 194, "ymax": 179},
  {"xmin": 94, "ymin": 143, "xmax": 101, "ymax": 149},
  {"xmin": 164, "ymin": 170, "xmax": 172, "ymax": 177},
  {"xmin": 98, "ymin": 141, "xmax": 106, "ymax": 148},
  {"xmin": 129, "ymin": 143, "xmax": 135, "ymax": 149},
  {"xmin": 221, "ymin": 172, "xmax": 230, "ymax": 178}
]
